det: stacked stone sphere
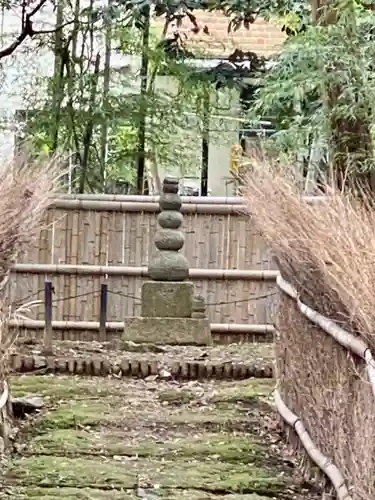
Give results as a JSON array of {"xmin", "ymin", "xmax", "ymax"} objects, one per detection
[{"xmin": 148, "ymin": 177, "xmax": 189, "ymax": 281}]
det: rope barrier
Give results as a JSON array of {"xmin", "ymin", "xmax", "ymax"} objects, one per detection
[
  {"xmin": 205, "ymin": 291, "xmax": 277, "ymax": 306},
  {"xmin": 107, "ymin": 289, "xmax": 142, "ymax": 303},
  {"xmin": 51, "ymin": 290, "xmax": 101, "ymax": 303},
  {"xmin": 9, "ymin": 287, "xmax": 277, "ymax": 308},
  {"xmin": 10, "ymin": 289, "xmax": 44, "ymax": 308}
]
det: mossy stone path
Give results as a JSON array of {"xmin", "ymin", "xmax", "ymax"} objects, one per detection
[{"xmin": 0, "ymin": 374, "xmax": 319, "ymax": 499}]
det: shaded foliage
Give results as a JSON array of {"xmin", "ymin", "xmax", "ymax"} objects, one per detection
[{"xmin": 248, "ymin": 0, "xmax": 375, "ymax": 189}]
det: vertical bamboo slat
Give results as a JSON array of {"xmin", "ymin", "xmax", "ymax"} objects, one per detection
[
  {"xmin": 140, "ymin": 211, "xmax": 148, "ymax": 266},
  {"xmin": 224, "ymin": 213, "xmax": 230, "ymax": 269},
  {"xmin": 107, "ymin": 212, "xmax": 115, "ymax": 265},
  {"xmin": 132, "ymin": 214, "xmax": 140, "ymax": 266},
  {"xmin": 71, "ymin": 211, "xmax": 79, "ymax": 319},
  {"xmin": 228, "ymin": 214, "xmax": 237, "ymax": 269},
  {"xmin": 82, "ymin": 211, "xmax": 90, "ymax": 264},
  {"xmin": 98, "ymin": 211, "xmax": 108, "ymax": 266}
]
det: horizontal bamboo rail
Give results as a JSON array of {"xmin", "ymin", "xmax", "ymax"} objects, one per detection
[
  {"xmin": 274, "ymin": 390, "xmax": 352, "ymax": 500},
  {"xmin": 51, "ymin": 195, "xmax": 325, "ymax": 214},
  {"xmin": 210, "ymin": 323, "xmax": 274, "ymax": 333},
  {"xmin": 58, "ymin": 194, "xmax": 326, "ymax": 205},
  {"xmin": 277, "ymin": 275, "xmax": 375, "ymax": 398},
  {"xmin": 11, "ymin": 263, "xmax": 279, "ymax": 281},
  {"xmin": 52, "ymin": 199, "xmax": 244, "ymax": 214},
  {"xmin": 0, "ymin": 382, "xmax": 8, "ymax": 410},
  {"xmin": 59, "ymin": 194, "xmax": 245, "ymax": 205},
  {"xmin": 9, "ymin": 319, "xmax": 275, "ymax": 334},
  {"xmin": 0, "ymin": 379, "xmax": 10, "ymax": 449}
]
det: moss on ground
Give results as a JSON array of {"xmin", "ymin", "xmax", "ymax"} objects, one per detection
[
  {"xmin": 210, "ymin": 379, "xmax": 273, "ymax": 403},
  {"xmin": 4, "ymin": 374, "xmax": 311, "ymax": 500},
  {"xmin": 11, "ymin": 375, "xmax": 112, "ymax": 400},
  {"xmin": 36, "ymin": 399, "xmax": 243, "ymax": 431},
  {"xmin": 11, "ymin": 375, "xmax": 274, "ymax": 404},
  {"xmin": 0, "ymin": 488, "xmax": 132, "ymax": 500},
  {"xmin": 28, "ymin": 428, "xmax": 268, "ymax": 464},
  {"xmin": 0, "ymin": 487, "xmax": 274, "ymax": 500},
  {"xmin": 5, "ymin": 455, "xmax": 288, "ymax": 495},
  {"xmin": 37, "ymin": 401, "xmax": 115, "ymax": 430},
  {"xmin": 156, "ymin": 380, "xmax": 274, "ymax": 406},
  {"xmin": 158, "ymin": 389, "xmax": 195, "ymax": 405}
]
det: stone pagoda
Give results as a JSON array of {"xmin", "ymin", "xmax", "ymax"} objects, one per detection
[{"xmin": 123, "ymin": 177, "xmax": 212, "ymax": 345}]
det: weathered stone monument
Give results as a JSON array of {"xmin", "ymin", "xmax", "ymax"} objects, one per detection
[{"xmin": 123, "ymin": 177, "xmax": 212, "ymax": 345}]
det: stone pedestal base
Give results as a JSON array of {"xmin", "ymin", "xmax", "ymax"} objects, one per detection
[
  {"xmin": 123, "ymin": 317, "xmax": 212, "ymax": 345},
  {"xmin": 141, "ymin": 281, "xmax": 194, "ymax": 318}
]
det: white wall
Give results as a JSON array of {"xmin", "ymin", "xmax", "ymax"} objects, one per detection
[
  {"xmin": 0, "ymin": 3, "xmax": 240, "ymax": 195},
  {"xmin": 207, "ymin": 103, "xmax": 240, "ymax": 196},
  {"xmin": 155, "ymin": 74, "xmax": 240, "ymax": 196}
]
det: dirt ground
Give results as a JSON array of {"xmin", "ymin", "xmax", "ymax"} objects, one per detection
[{"xmin": 0, "ymin": 373, "xmax": 321, "ymax": 500}]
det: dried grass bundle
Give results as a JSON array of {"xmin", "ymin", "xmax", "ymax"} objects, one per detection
[
  {"xmin": 277, "ymin": 294, "xmax": 375, "ymax": 500},
  {"xmin": 243, "ymin": 154, "xmax": 375, "ymax": 349},
  {"xmin": 0, "ymin": 152, "xmax": 62, "ymax": 357},
  {"xmin": 242, "ymin": 154, "xmax": 375, "ymax": 500}
]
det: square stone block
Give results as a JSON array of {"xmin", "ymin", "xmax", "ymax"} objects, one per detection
[
  {"xmin": 123, "ymin": 317, "xmax": 212, "ymax": 345},
  {"xmin": 141, "ymin": 281, "xmax": 194, "ymax": 318}
]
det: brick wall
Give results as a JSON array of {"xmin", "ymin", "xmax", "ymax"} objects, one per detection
[{"xmin": 161, "ymin": 11, "xmax": 286, "ymax": 56}]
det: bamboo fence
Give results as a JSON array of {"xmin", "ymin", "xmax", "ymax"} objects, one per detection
[
  {"xmin": 275, "ymin": 275, "xmax": 375, "ymax": 500},
  {"xmin": 21, "ymin": 195, "xmax": 273, "ymax": 269},
  {"xmin": 10, "ymin": 195, "xmax": 277, "ymax": 328}
]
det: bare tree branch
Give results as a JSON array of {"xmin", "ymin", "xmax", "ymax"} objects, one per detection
[{"xmin": 0, "ymin": 0, "xmax": 75, "ymax": 60}]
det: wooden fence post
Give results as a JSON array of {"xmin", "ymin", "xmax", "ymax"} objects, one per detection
[
  {"xmin": 43, "ymin": 280, "xmax": 53, "ymax": 355},
  {"xmin": 99, "ymin": 283, "xmax": 108, "ymax": 342}
]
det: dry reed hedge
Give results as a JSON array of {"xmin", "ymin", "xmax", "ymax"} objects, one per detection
[
  {"xmin": 277, "ymin": 293, "xmax": 375, "ymax": 500},
  {"xmin": 244, "ymin": 156, "xmax": 375, "ymax": 348},
  {"xmin": 0, "ymin": 153, "xmax": 62, "ymax": 359},
  {"xmin": 243, "ymin": 156, "xmax": 375, "ymax": 500}
]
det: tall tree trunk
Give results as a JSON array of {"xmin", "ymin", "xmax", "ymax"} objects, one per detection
[
  {"xmin": 143, "ymin": 17, "xmax": 171, "ymax": 195},
  {"xmin": 51, "ymin": 0, "xmax": 65, "ymax": 151},
  {"xmin": 78, "ymin": 53, "xmax": 101, "ymax": 193},
  {"xmin": 136, "ymin": 5, "xmax": 150, "ymax": 194},
  {"xmin": 99, "ymin": 0, "xmax": 112, "ymax": 192},
  {"xmin": 200, "ymin": 87, "xmax": 210, "ymax": 196},
  {"xmin": 66, "ymin": 0, "xmax": 82, "ymax": 190}
]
